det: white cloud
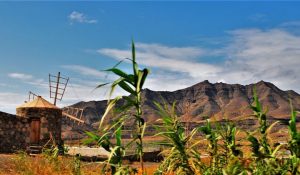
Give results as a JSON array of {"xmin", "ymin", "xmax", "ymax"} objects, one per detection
[
  {"xmin": 144, "ymin": 76, "xmax": 193, "ymax": 92},
  {"xmin": 222, "ymin": 28, "xmax": 300, "ymax": 91},
  {"xmin": 136, "ymin": 43, "xmax": 205, "ymax": 60},
  {"xmin": 8, "ymin": 72, "xmax": 48, "ymax": 88},
  {"xmin": 97, "ymin": 29, "xmax": 300, "ymax": 93},
  {"xmin": 0, "ymin": 92, "xmax": 27, "ymax": 114},
  {"xmin": 98, "ymin": 43, "xmax": 222, "ymax": 78},
  {"xmin": 68, "ymin": 11, "xmax": 97, "ymax": 24},
  {"xmin": 280, "ymin": 21, "xmax": 300, "ymax": 28},
  {"xmin": 8, "ymin": 73, "xmax": 33, "ymax": 80},
  {"xmin": 61, "ymin": 65, "xmax": 106, "ymax": 78}
]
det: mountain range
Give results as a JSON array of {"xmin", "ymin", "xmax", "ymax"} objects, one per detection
[{"xmin": 67, "ymin": 80, "xmax": 300, "ymax": 127}]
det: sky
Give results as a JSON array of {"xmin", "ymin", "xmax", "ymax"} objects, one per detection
[{"xmin": 1, "ymin": 2, "xmax": 300, "ymax": 114}]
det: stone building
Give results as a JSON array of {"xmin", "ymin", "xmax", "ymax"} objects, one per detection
[{"xmin": 0, "ymin": 96, "xmax": 62, "ymax": 153}]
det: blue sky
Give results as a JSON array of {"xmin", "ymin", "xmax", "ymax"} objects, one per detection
[{"xmin": 1, "ymin": 2, "xmax": 300, "ymax": 113}]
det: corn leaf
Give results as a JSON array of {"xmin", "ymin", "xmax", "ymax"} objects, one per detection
[{"xmin": 99, "ymin": 96, "xmax": 122, "ymax": 129}]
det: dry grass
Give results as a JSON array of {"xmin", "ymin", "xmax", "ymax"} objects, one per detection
[
  {"xmin": 0, "ymin": 154, "xmax": 73, "ymax": 175},
  {"xmin": 0, "ymin": 154, "xmax": 161, "ymax": 175}
]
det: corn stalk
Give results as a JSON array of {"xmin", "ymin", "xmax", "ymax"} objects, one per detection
[
  {"xmin": 95, "ymin": 40, "xmax": 149, "ymax": 174},
  {"xmin": 154, "ymin": 102, "xmax": 201, "ymax": 175}
]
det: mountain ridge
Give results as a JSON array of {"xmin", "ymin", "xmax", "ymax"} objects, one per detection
[{"xmin": 68, "ymin": 80, "xmax": 300, "ymax": 125}]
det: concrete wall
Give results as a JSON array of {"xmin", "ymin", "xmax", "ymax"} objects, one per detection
[{"xmin": 0, "ymin": 111, "xmax": 30, "ymax": 153}]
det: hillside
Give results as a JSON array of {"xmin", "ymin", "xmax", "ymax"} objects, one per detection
[{"xmin": 66, "ymin": 80, "xmax": 300, "ymax": 127}]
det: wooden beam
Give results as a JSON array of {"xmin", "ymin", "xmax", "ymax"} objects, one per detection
[
  {"xmin": 53, "ymin": 72, "xmax": 60, "ymax": 106},
  {"xmin": 62, "ymin": 112, "xmax": 84, "ymax": 123}
]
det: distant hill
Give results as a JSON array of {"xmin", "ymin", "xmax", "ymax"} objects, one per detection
[{"xmin": 65, "ymin": 80, "xmax": 300, "ymax": 127}]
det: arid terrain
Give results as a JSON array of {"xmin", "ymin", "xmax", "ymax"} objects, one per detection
[{"xmin": 62, "ymin": 80, "xmax": 300, "ymax": 139}]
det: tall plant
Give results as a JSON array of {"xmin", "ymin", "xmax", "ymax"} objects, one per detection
[
  {"xmin": 247, "ymin": 88, "xmax": 285, "ymax": 174},
  {"xmin": 199, "ymin": 119, "xmax": 223, "ymax": 174},
  {"xmin": 95, "ymin": 40, "xmax": 150, "ymax": 174},
  {"xmin": 154, "ymin": 102, "xmax": 202, "ymax": 175},
  {"xmin": 287, "ymin": 104, "xmax": 300, "ymax": 174},
  {"xmin": 217, "ymin": 122, "xmax": 245, "ymax": 175}
]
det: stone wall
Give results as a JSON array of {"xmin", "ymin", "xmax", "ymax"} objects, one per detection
[
  {"xmin": 17, "ymin": 108, "xmax": 62, "ymax": 146},
  {"xmin": 0, "ymin": 111, "xmax": 30, "ymax": 153}
]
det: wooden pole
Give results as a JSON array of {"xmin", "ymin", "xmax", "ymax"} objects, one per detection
[
  {"xmin": 54, "ymin": 72, "xmax": 60, "ymax": 106},
  {"xmin": 49, "ymin": 74, "xmax": 51, "ymax": 100}
]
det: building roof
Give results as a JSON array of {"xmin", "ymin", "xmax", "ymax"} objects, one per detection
[{"xmin": 16, "ymin": 96, "xmax": 59, "ymax": 109}]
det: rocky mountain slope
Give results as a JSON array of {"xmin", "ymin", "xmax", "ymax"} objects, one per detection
[{"xmin": 67, "ymin": 80, "xmax": 300, "ymax": 127}]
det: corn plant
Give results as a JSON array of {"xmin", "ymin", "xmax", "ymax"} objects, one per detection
[
  {"xmin": 199, "ymin": 119, "xmax": 223, "ymax": 174},
  {"xmin": 106, "ymin": 126, "xmax": 138, "ymax": 175},
  {"xmin": 87, "ymin": 40, "xmax": 149, "ymax": 174},
  {"xmin": 287, "ymin": 104, "xmax": 300, "ymax": 174},
  {"xmin": 154, "ymin": 102, "xmax": 202, "ymax": 175},
  {"xmin": 218, "ymin": 122, "xmax": 242, "ymax": 159},
  {"xmin": 216, "ymin": 122, "xmax": 246, "ymax": 175},
  {"xmin": 85, "ymin": 125, "xmax": 137, "ymax": 175},
  {"xmin": 247, "ymin": 89, "xmax": 287, "ymax": 174}
]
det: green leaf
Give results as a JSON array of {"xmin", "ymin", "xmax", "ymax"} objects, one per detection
[
  {"xmin": 136, "ymin": 70, "xmax": 144, "ymax": 93},
  {"xmin": 83, "ymin": 131, "xmax": 100, "ymax": 145},
  {"xmin": 95, "ymin": 82, "xmax": 110, "ymax": 89},
  {"xmin": 106, "ymin": 68, "xmax": 135, "ymax": 85},
  {"xmin": 271, "ymin": 144, "xmax": 282, "ymax": 157},
  {"xmin": 140, "ymin": 68, "xmax": 150, "ymax": 89},
  {"xmin": 141, "ymin": 122, "xmax": 147, "ymax": 138},
  {"xmin": 131, "ymin": 40, "xmax": 139, "ymax": 76},
  {"xmin": 118, "ymin": 80, "xmax": 136, "ymax": 95},
  {"xmin": 253, "ymin": 86, "xmax": 262, "ymax": 112},
  {"xmin": 123, "ymin": 96, "xmax": 138, "ymax": 108},
  {"xmin": 247, "ymin": 135, "xmax": 260, "ymax": 155},
  {"xmin": 112, "ymin": 59, "xmax": 124, "ymax": 68},
  {"xmin": 108, "ymin": 77, "xmax": 125, "ymax": 101},
  {"xmin": 108, "ymin": 146, "xmax": 123, "ymax": 163},
  {"xmin": 99, "ymin": 96, "xmax": 122, "ymax": 129},
  {"xmin": 116, "ymin": 126, "xmax": 122, "ymax": 147},
  {"xmin": 266, "ymin": 121, "xmax": 279, "ymax": 134}
]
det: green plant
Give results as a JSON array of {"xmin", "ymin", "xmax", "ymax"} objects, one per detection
[
  {"xmin": 219, "ymin": 122, "xmax": 242, "ymax": 159},
  {"xmin": 86, "ymin": 40, "xmax": 149, "ymax": 175},
  {"xmin": 287, "ymin": 104, "xmax": 300, "ymax": 174},
  {"xmin": 154, "ymin": 102, "xmax": 201, "ymax": 175},
  {"xmin": 217, "ymin": 122, "xmax": 246, "ymax": 175},
  {"xmin": 85, "ymin": 125, "xmax": 137, "ymax": 175},
  {"xmin": 42, "ymin": 145, "xmax": 63, "ymax": 172},
  {"xmin": 247, "ymin": 88, "xmax": 287, "ymax": 174},
  {"xmin": 222, "ymin": 157, "xmax": 247, "ymax": 175},
  {"xmin": 72, "ymin": 154, "xmax": 81, "ymax": 175},
  {"xmin": 199, "ymin": 119, "xmax": 223, "ymax": 174}
]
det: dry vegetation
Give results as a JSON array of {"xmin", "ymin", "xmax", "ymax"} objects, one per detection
[{"xmin": 0, "ymin": 153, "xmax": 161, "ymax": 175}]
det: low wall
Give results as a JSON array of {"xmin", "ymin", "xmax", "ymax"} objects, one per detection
[{"xmin": 0, "ymin": 111, "xmax": 30, "ymax": 153}]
